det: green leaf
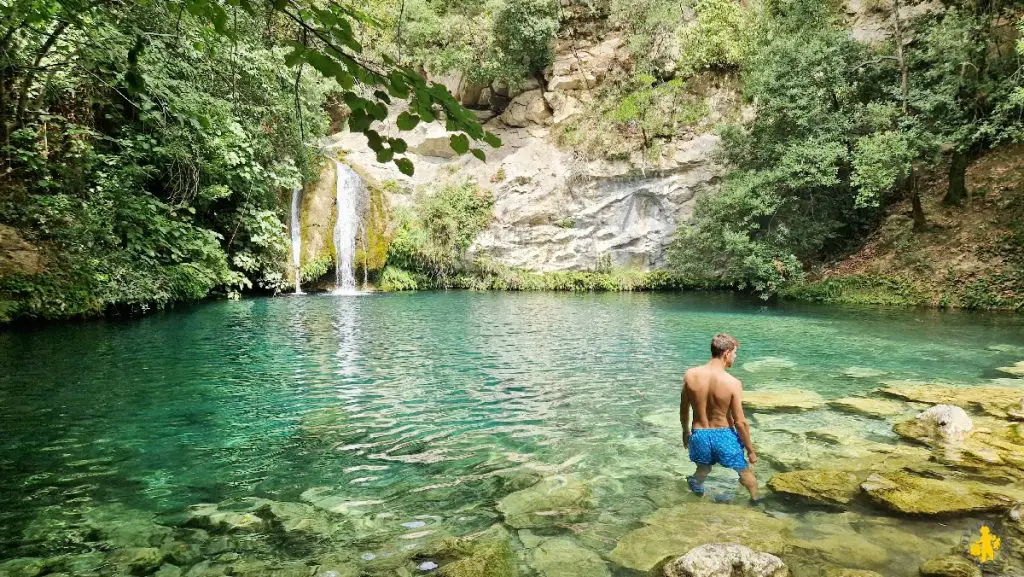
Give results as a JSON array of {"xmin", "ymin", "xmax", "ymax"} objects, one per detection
[
  {"xmin": 483, "ymin": 132, "xmax": 502, "ymax": 148},
  {"xmin": 376, "ymin": 148, "xmax": 394, "ymax": 163},
  {"xmin": 365, "ymin": 130, "xmax": 383, "ymax": 151},
  {"xmin": 369, "ymin": 103, "xmax": 388, "ymax": 121},
  {"xmin": 390, "ymin": 138, "xmax": 408, "ymax": 154},
  {"xmin": 449, "ymin": 134, "xmax": 470, "ymax": 154},
  {"xmin": 284, "ymin": 46, "xmax": 305, "ymax": 67},
  {"xmin": 343, "ymin": 92, "xmax": 366, "ymax": 111},
  {"xmin": 396, "ymin": 112, "xmax": 420, "ymax": 131},
  {"xmin": 470, "ymin": 148, "xmax": 486, "ymax": 161},
  {"xmin": 395, "ymin": 157, "xmax": 414, "ymax": 176},
  {"xmin": 304, "ymin": 51, "xmax": 345, "ymax": 80},
  {"xmin": 374, "ymin": 90, "xmax": 391, "ymax": 105},
  {"xmin": 349, "ymin": 110, "xmax": 372, "ymax": 133}
]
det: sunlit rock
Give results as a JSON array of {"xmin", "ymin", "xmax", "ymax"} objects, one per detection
[
  {"xmin": 109, "ymin": 547, "xmax": 164, "ymax": 575},
  {"xmin": 183, "ymin": 504, "xmax": 265, "ymax": 534},
  {"xmin": 496, "ymin": 474, "xmax": 593, "ymax": 528},
  {"xmin": 879, "ymin": 382, "xmax": 1024, "ymax": 419},
  {"xmin": 826, "ymin": 397, "xmax": 908, "ymax": 419},
  {"xmin": 996, "ymin": 361, "xmax": 1024, "ymax": 377},
  {"xmin": 860, "ymin": 471, "xmax": 1016, "ymax": 515},
  {"xmin": 528, "ymin": 537, "xmax": 610, "ymax": 577},
  {"xmin": 743, "ymin": 391, "xmax": 824, "ymax": 413},
  {"xmin": 83, "ymin": 502, "xmax": 174, "ymax": 549},
  {"xmin": 663, "ymin": 543, "xmax": 788, "ymax": 577},
  {"xmin": 918, "ymin": 555, "xmax": 981, "ymax": 577},
  {"xmin": 767, "ymin": 470, "xmax": 861, "ymax": 505},
  {"xmin": 421, "ymin": 525, "xmax": 516, "ymax": 577},
  {"xmin": 914, "ymin": 405, "xmax": 975, "ymax": 443},
  {"xmin": 607, "ymin": 502, "xmax": 796, "ymax": 573}
]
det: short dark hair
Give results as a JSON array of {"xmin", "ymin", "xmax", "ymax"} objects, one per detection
[{"xmin": 711, "ymin": 333, "xmax": 739, "ymax": 358}]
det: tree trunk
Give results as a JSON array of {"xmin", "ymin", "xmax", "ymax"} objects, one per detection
[
  {"xmin": 944, "ymin": 149, "xmax": 969, "ymax": 206},
  {"xmin": 909, "ymin": 169, "xmax": 926, "ymax": 231}
]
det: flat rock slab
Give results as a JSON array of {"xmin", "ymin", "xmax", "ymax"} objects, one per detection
[
  {"xmin": 767, "ymin": 470, "xmax": 861, "ymax": 505},
  {"xmin": 879, "ymin": 382, "xmax": 1024, "ymax": 419},
  {"xmin": 529, "ymin": 537, "xmax": 610, "ymax": 577},
  {"xmin": 997, "ymin": 362, "xmax": 1024, "ymax": 377},
  {"xmin": 918, "ymin": 555, "xmax": 981, "ymax": 577},
  {"xmin": 608, "ymin": 502, "xmax": 796, "ymax": 572},
  {"xmin": 860, "ymin": 472, "xmax": 1017, "ymax": 516},
  {"xmin": 744, "ymin": 391, "xmax": 825, "ymax": 412},
  {"xmin": 496, "ymin": 475, "xmax": 593, "ymax": 528},
  {"xmin": 827, "ymin": 397, "xmax": 908, "ymax": 418}
]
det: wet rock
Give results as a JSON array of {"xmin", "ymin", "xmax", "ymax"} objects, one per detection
[
  {"xmin": 827, "ymin": 397, "xmax": 907, "ymax": 419},
  {"xmin": 48, "ymin": 552, "xmax": 106, "ymax": 575},
  {"xmin": 860, "ymin": 472, "xmax": 1016, "ymax": 515},
  {"xmin": 823, "ymin": 570, "xmax": 883, "ymax": 577},
  {"xmin": 663, "ymin": 543, "xmax": 788, "ymax": 577},
  {"xmin": 996, "ymin": 362, "xmax": 1024, "ymax": 377},
  {"xmin": 496, "ymin": 475, "xmax": 593, "ymax": 528},
  {"xmin": 741, "ymin": 357, "xmax": 796, "ymax": 373},
  {"xmin": 767, "ymin": 470, "xmax": 861, "ymax": 505},
  {"xmin": 109, "ymin": 547, "xmax": 164, "ymax": 575},
  {"xmin": 0, "ymin": 558, "xmax": 46, "ymax": 577},
  {"xmin": 879, "ymin": 382, "xmax": 1024, "ymax": 419},
  {"xmin": 160, "ymin": 541, "xmax": 203, "ymax": 567},
  {"xmin": 84, "ymin": 502, "xmax": 174, "ymax": 548},
  {"xmin": 529, "ymin": 537, "xmax": 609, "ymax": 577},
  {"xmin": 253, "ymin": 499, "xmax": 338, "ymax": 541},
  {"xmin": 743, "ymin": 391, "xmax": 824, "ymax": 413},
  {"xmin": 154, "ymin": 564, "xmax": 183, "ymax": 577},
  {"xmin": 918, "ymin": 555, "xmax": 981, "ymax": 577},
  {"xmin": 517, "ymin": 529, "xmax": 544, "ymax": 549},
  {"xmin": 424, "ymin": 525, "xmax": 516, "ymax": 577},
  {"xmin": 184, "ymin": 560, "xmax": 228, "ymax": 577},
  {"xmin": 608, "ymin": 502, "xmax": 796, "ymax": 573},
  {"xmin": 841, "ymin": 367, "xmax": 887, "ymax": 379},
  {"xmin": 184, "ymin": 504, "xmax": 265, "ymax": 533}
]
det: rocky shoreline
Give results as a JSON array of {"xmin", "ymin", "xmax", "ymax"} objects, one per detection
[{"xmin": 2, "ymin": 364, "xmax": 1023, "ymax": 577}]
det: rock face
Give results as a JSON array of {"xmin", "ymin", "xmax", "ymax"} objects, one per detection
[
  {"xmin": 0, "ymin": 224, "xmax": 44, "ymax": 276},
  {"xmin": 767, "ymin": 470, "xmax": 861, "ymax": 505},
  {"xmin": 663, "ymin": 544, "xmax": 789, "ymax": 577}
]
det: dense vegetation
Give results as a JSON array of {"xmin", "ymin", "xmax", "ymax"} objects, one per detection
[{"xmin": 0, "ymin": 0, "xmax": 498, "ymax": 322}]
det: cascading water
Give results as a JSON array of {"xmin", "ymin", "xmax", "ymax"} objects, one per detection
[
  {"xmin": 332, "ymin": 160, "xmax": 363, "ymax": 294},
  {"xmin": 290, "ymin": 186, "xmax": 303, "ymax": 294}
]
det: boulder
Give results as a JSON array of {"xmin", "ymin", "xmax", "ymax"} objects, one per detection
[
  {"xmin": 499, "ymin": 90, "xmax": 552, "ymax": 128},
  {"xmin": 767, "ymin": 470, "xmax": 861, "ymax": 505},
  {"xmin": 860, "ymin": 472, "xmax": 1016, "ymax": 515},
  {"xmin": 914, "ymin": 405, "xmax": 974, "ymax": 443},
  {"xmin": 528, "ymin": 537, "xmax": 609, "ymax": 577},
  {"xmin": 608, "ymin": 503, "xmax": 796, "ymax": 573},
  {"xmin": 543, "ymin": 92, "xmax": 583, "ymax": 125},
  {"xmin": 826, "ymin": 397, "xmax": 907, "ymax": 419},
  {"xmin": 496, "ymin": 475, "xmax": 593, "ymax": 528},
  {"xmin": 918, "ymin": 555, "xmax": 981, "ymax": 577},
  {"xmin": 743, "ymin": 391, "xmax": 824, "ymax": 413},
  {"xmin": 408, "ymin": 123, "xmax": 460, "ymax": 159},
  {"xmin": 663, "ymin": 544, "xmax": 788, "ymax": 577}
]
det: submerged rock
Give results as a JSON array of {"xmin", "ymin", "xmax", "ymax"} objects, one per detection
[
  {"xmin": 918, "ymin": 555, "xmax": 981, "ymax": 577},
  {"xmin": 767, "ymin": 470, "xmax": 861, "ymax": 505},
  {"xmin": 860, "ymin": 472, "xmax": 1016, "ymax": 515},
  {"xmin": 996, "ymin": 361, "xmax": 1024, "ymax": 377},
  {"xmin": 823, "ymin": 569, "xmax": 884, "ymax": 577},
  {"xmin": 608, "ymin": 502, "xmax": 795, "ymax": 573},
  {"xmin": 423, "ymin": 525, "xmax": 516, "ymax": 577},
  {"xmin": 0, "ymin": 558, "xmax": 46, "ymax": 577},
  {"xmin": 528, "ymin": 537, "xmax": 609, "ymax": 577},
  {"xmin": 109, "ymin": 547, "xmax": 164, "ymax": 575},
  {"xmin": 184, "ymin": 504, "xmax": 265, "ymax": 533},
  {"xmin": 496, "ymin": 475, "xmax": 593, "ymax": 528},
  {"xmin": 841, "ymin": 367, "xmax": 887, "ymax": 379},
  {"xmin": 83, "ymin": 502, "xmax": 174, "ymax": 549},
  {"xmin": 741, "ymin": 357, "xmax": 797, "ymax": 373},
  {"xmin": 879, "ymin": 382, "xmax": 1024, "ymax": 419},
  {"xmin": 664, "ymin": 544, "xmax": 788, "ymax": 577},
  {"xmin": 826, "ymin": 397, "xmax": 907, "ymax": 419},
  {"xmin": 743, "ymin": 391, "xmax": 824, "ymax": 413}
]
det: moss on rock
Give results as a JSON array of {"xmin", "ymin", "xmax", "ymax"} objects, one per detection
[
  {"xmin": 767, "ymin": 470, "xmax": 862, "ymax": 505},
  {"xmin": 860, "ymin": 471, "xmax": 1016, "ymax": 516}
]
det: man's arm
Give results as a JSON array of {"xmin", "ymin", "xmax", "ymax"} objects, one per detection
[
  {"xmin": 729, "ymin": 380, "xmax": 757, "ymax": 463},
  {"xmin": 680, "ymin": 375, "xmax": 691, "ymax": 448}
]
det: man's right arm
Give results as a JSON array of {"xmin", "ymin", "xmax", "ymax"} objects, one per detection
[
  {"xmin": 680, "ymin": 373, "xmax": 691, "ymax": 448},
  {"xmin": 729, "ymin": 380, "xmax": 757, "ymax": 464}
]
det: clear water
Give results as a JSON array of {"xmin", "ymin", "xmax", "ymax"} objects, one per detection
[
  {"xmin": 2, "ymin": 292, "xmax": 1023, "ymax": 573},
  {"xmin": 332, "ymin": 161, "xmax": 362, "ymax": 293}
]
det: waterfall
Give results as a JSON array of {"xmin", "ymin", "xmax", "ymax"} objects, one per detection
[
  {"xmin": 290, "ymin": 186, "xmax": 303, "ymax": 294},
  {"xmin": 332, "ymin": 160, "xmax": 363, "ymax": 294}
]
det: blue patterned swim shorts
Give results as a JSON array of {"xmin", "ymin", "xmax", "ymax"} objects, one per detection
[{"xmin": 688, "ymin": 427, "xmax": 748, "ymax": 471}]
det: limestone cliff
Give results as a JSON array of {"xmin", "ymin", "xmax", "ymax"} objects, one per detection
[{"xmin": 298, "ymin": 35, "xmax": 730, "ymax": 275}]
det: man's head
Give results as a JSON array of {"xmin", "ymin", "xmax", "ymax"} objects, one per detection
[{"xmin": 711, "ymin": 333, "xmax": 739, "ymax": 367}]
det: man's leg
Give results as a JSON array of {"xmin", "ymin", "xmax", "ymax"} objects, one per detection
[
  {"xmin": 692, "ymin": 464, "xmax": 712, "ymax": 483},
  {"xmin": 738, "ymin": 468, "xmax": 759, "ymax": 502}
]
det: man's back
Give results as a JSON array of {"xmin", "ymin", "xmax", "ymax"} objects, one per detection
[{"xmin": 684, "ymin": 365, "xmax": 739, "ymax": 430}]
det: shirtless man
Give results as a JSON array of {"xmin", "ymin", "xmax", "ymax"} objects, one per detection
[{"xmin": 680, "ymin": 333, "xmax": 760, "ymax": 503}]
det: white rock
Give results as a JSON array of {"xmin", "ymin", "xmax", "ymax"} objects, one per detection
[
  {"xmin": 915, "ymin": 404, "xmax": 974, "ymax": 443},
  {"xmin": 664, "ymin": 543, "xmax": 789, "ymax": 577}
]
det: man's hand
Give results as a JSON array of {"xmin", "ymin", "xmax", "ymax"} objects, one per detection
[
  {"xmin": 683, "ymin": 430, "xmax": 691, "ymax": 449},
  {"xmin": 746, "ymin": 449, "xmax": 758, "ymax": 465}
]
